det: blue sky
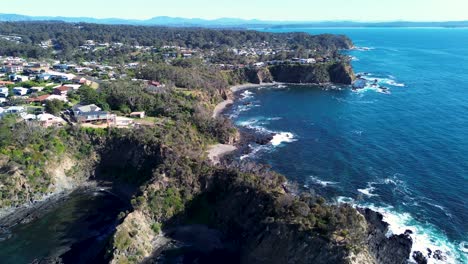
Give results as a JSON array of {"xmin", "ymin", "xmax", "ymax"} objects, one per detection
[{"xmin": 2, "ymin": 0, "xmax": 468, "ymax": 21}]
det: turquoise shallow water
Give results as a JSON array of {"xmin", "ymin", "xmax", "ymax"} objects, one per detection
[{"xmin": 231, "ymin": 28, "xmax": 468, "ymax": 263}]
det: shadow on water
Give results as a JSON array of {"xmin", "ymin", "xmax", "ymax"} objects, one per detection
[{"xmin": 0, "ymin": 189, "xmax": 129, "ymax": 264}]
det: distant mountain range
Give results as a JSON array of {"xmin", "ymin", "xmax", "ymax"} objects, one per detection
[{"xmin": 0, "ymin": 13, "xmax": 467, "ymax": 28}]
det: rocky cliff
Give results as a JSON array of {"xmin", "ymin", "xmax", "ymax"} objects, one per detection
[{"xmin": 268, "ymin": 62, "xmax": 356, "ymax": 85}]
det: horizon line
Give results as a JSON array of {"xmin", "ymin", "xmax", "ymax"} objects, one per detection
[{"xmin": 1, "ymin": 13, "xmax": 467, "ymax": 24}]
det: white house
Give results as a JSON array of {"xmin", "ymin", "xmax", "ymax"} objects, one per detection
[
  {"xmin": 13, "ymin": 87, "xmax": 29, "ymax": 96},
  {"xmin": 36, "ymin": 113, "xmax": 66, "ymax": 127},
  {"xmin": 0, "ymin": 87, "xmax": 8, "ymax": 98},
  {"xmin": 30, "ymin": 86, "xmax": 45, "ymax": 93},
  {"xmin": 4, "ymin": 106, "xmax": 25, "ymax": 114},
  {"xmin": 10, "ymin": 75, "xmax": 29, "ymax": 82}
]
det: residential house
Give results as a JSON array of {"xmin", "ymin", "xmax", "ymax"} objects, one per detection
[
  {"xmin": 36, "ymin": 113, "xmax": 66, "ymax": 127},
  {"xmin": 53, "ymin": 64, "xmax": 69, "ymax": 71},
  {"xmin": 0, "ymin": 81, "xmax": 14, "ymax": 86},
  {"xmin": 0, "ymin": 87, "xmax": 8, "ymax": 98},
  {"xmin": 72, "ymin": 104, "xmax": 113, "ymax": 123},
  {"xmin": 3, "ymin": 64, "xmax": 23, "ymax": 73},
  {"xmin": 53, "ymin": 86, "xmax": 72, "ymax": 96},
  {"xmin": 30, "ymin": 86, "xmax": 45, "ymax": 93},
  {"xmin": 28, "ymin": 94, "xmax": 51, "ymax": 103},
  {"xmin": 13, "ymin": 87, "xmax": 29, "ymax": 96},
  {"xmin": 299, "ymin": 58, "xmax": 316, "ymax": 64},
  {"xmin": 4, "ymin": 106, "xmax": 25, "ymax": 114},
  {"xmin": 28, "ymin": 94, "xmax": 68, "ymax": 103},
  {"xmin": 60, "ymin": 84, "xmax": 81, "ymax": 91},
  {"xmin": 37, "ymin": 73, "xmax": 52, "ymax": 81},
  {"xmin": 146, "ymin": 81, "xmax": 166, "ymax": 93},
  {"xmin": 10, "ymin": 75, "xmax": 30, "ymax": 82}
]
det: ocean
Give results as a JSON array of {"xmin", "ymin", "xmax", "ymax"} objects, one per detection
[{"xmin": 229, "ymin": 28, "xmax": 468, "ymax": 263}]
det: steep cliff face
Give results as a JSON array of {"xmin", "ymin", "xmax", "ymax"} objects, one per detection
[
  {"xmin": 357, "ymin": 208, "xmax": 413, "ymax": 264},
  {"xmin": 0, "ymin": 151, "xmax": 95, "ymax": 212},
  {"xmin": 328, "ymin": 62, "xmax": 356, "ymax": 84},
  {"xmin": 268, "ymin": 62, "xmax": 355, "ymax": 85},
  {"xmin": 113, "ymin": 166, "xmax": 412, "ymax": 264},
  {"xmin": 109, "ymin": 210, "xmax": 159, "ymax": 264}
]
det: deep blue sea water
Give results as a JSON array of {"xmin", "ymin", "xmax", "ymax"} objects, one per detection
[{"xmin": 230, "ymin": 28, "xmax": 468, "ymax": 263}]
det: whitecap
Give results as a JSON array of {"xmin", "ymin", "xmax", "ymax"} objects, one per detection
[
  {"xmin": 270, "ymin": 132, "xmax": 296, "ymax": 146},
  {"xmin": 309, "ymin": 176, "xmax": 338, "ymax": 187},
  {"xmin": 358, "ymin": 182, "xmax": 379, "ymax": 197},
  {"xmin": 335, "ymin": 196, "xmax": 355, "ymax": 204},
  {"xmin": 351, "ymin": 130, "xmax": 363, "ymax": 136},
  {"xmin": 358, "ymin": 186, "xmax": 378, "ymax": 197},
  {"xmin": 353, "ymin": 46, "xmax": 375, "ymax": 51}
]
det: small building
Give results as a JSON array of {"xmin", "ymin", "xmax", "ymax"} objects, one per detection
[
  {"xmin": 146, "ymin": 81, "xmax": 166, "ymax": 93},
  {"xmin": 13, "ymin": 87, "xmax": 29, "ymax": 96},
  {"xmin": 28, "ymin": 94, "xmax": 51, "ymax": 103},
  {"xmin": 53, "ymin": 86, "xmax": 71, "ymax": 96},
  {"xmin": 129, "ymin": 111, "xmax": 145, "ymax": 119},
  {"xmin": 30, "ymin": 86, "xmax": 45, "ymax": 93},
  {"xmin": 36, "ymin": 113, "xmax": 66, "ymax": 127},
  {"xmin": 0, "ymin": 81, "xmax": 14, "ymax": 86},
  {"xmin": 37, "ymin": 73, "xmax": 52, "ymax": 81},
  {"xmin": 3, "ymin": 65, "xmax": 23, "ymax": 73},
  {"xmin": 4, "ymin": 106, "xmax": 25, "ymax": 114},
  {"xmin": 0, "ymin": 87, "xmax": 9, "ymax": 98},
  {"xmin": 10, "ymin": 75, "xmax": 30, "ymax": 82},
  {"xmin": 61, "ymin": 84, "xmax": 81, "ymax": 91}
]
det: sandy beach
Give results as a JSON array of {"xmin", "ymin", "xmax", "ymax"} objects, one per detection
[
  {"xmin": 212, "ymin": 82, "xmax": 279, "ymax": 119},
  {"xmin": 207, "ymin": 144, "xmax": 237, "ymax": 164},
  {"xmin": 208, "ymin": 82, "xmax": 280, "ymax": 164},
  {"xmin": 212, "ymin": 99, "xmax": 233, "ymax": 118}
]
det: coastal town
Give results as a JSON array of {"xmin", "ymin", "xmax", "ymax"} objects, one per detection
[{"xmin": 0, "ymin": 27, "xmax": 350, "ymax": 129}]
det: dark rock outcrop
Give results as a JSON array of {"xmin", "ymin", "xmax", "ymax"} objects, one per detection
[
  {"xmin": 358, "ymin": 208, "xmax": 413, "ymax": 264},
  {"xmin": 412, "ymin": 251, "xmax": 428, "ymax": 264}
]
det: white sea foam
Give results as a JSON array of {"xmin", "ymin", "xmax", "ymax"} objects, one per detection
[
  {"xmin": 240, "ymin": 90, "xmax": 254, "ymax": 100},
  {"xmin": 353, "ymin": 46, "xmax": 375, "ymax": 51},
  {"xmin": 336, "ymin": 196, "xmax": 355, "ymax": 204},
  {"xmin": 309, "ymin": 176, "xmax": 338, "ymax": 187},
  {"xmin": 460, "ymin": 242, "xmax": 468, "ymax": 253},
  {"xmin": 270, "ymin": 132, "xmax": 296, "ymax": 146},
  {"xmin": 353, "ymin": 72, "xmax": 405, "ymax": 95},
  {"xmin": 358, "ymin": 186, "xmax": 378, "ymax": 197},
  {"xmin": 364, "ymin": 204, "xmax": 464, "ymax": 264},
  {"xmin": 334, "ymin": 197, "xmax": 466, "ymax": 263}
]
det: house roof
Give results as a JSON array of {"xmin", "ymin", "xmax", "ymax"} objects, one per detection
[
  {"xmin": 72, "ymin": 104, "xmax": 101, "ymax": 113},
  {"xmin": 54, "ymin": 86, "xmax": 71, "ymax": 92},
  {"xmin": 27, "ymin": 94, "xmax": 51, "ymax": 102},
  {"xmin": 77, "ymin": 111, "xmax": 109, "ymax": 117}
]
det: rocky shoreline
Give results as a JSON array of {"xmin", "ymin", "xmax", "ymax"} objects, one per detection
[
  {"xmin": 0, "ymin": 182, "xmax": 99, "ymax": 233},
  {"xmin": 214, "ymin": 83, "xmax": 415, "ymax": 264}
]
